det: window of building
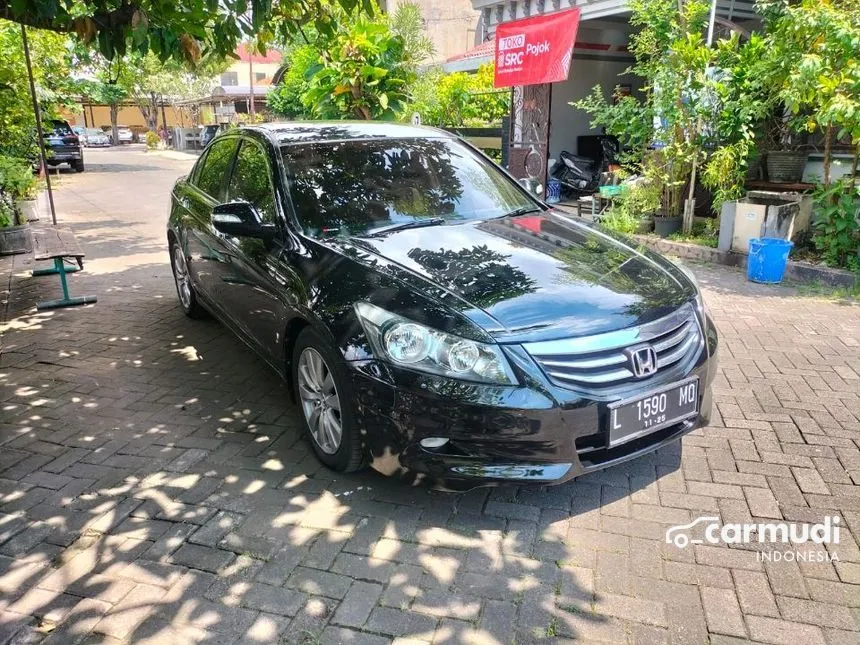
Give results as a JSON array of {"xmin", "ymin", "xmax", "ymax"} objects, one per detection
[{"xmin": 220, "ymin": 71, "xmax": 238, "ymax": 86}]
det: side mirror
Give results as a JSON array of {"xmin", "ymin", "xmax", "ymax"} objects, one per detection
[{"xmin": 212, "ymin": 202, "xmax": 272, "ymax": 238}]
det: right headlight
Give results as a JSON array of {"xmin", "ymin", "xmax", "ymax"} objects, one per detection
[{"xmin": 354, "ymin": 302, "xmax": 517, "ymax": 385}]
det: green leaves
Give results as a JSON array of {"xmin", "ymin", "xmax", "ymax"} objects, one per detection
[
  {"xmin": 811, "ymin": 179, "xmax": 860, "ymax": 270},
  {"xmin": 1, "ymin": 0, "xmax": 368, "ymax": 63}
]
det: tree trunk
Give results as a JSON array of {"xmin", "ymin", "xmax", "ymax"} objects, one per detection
[
  {"xmin": 823, "ymin": 125, "xmax": 833, "ymax": 186},
  {"xmin": 110, "ymin": 104, "xmax": 119, "ymax": 144}
]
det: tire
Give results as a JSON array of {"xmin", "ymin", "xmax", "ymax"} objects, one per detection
[
  {"xmin": 169, "ymin": 240, "xmax": 205, "ymax": 319},
  {"xmin": 292, "ymin": 327, "xmax": 364, "ymax": 473},
  {"xmin": 73, "ymin": 159, "xmax": 84, "ymax": 173}
]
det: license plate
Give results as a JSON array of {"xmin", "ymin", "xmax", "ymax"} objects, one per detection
[{"xmin": 609, "ymin": 377, "xmax": 699, "ymax": 447}]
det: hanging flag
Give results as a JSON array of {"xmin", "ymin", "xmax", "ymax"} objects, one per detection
[{"xmin": 494, "ymin": 8, "xmax": 581, "ymax": 88}]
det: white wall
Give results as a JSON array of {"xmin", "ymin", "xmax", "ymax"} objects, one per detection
[{"xmin": 547, "ymin": 56, "xmax": 641, "ymax": 162}]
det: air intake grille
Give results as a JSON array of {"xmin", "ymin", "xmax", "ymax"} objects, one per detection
[{"xmin": 523, "ymin": 305, "xmax": 702, "ymax": 391}]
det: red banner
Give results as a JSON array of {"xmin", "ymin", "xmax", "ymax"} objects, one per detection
[{"xmin": 493, "ymin": 9, "xmax": 581, "ymax": 88}]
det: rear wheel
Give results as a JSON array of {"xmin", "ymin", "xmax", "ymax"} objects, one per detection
[
  {"xmin": 170, "ymin": 241, "xmax": 205, "ymax": 318},
  {"xmin": 292, "ymin": 327, "xmax": 364, "ymax": 473}
]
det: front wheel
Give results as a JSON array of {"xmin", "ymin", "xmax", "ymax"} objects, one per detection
[
  {"xmin": 292, "ymin": 327, "xmax": 364, "ymax": 473},
  {"xmin": 73, "ymin": 159, "xmax": 84, "ymax": 172},
  {"xmin": 170, "ymin": 241, "xmax": 205, "ymax": 318}
]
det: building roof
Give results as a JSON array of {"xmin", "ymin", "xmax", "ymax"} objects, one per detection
[{"xmin": 235, "ymin": 43, "xmax": 283, "ymax": 64}]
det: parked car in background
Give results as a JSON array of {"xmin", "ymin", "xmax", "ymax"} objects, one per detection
[
  {"xmin": 114, "ymin": 126, "xmax": 134, "ymax": 144},
  {"xmin": 44, "ymin": 119, "xmax": 84, "ymax": 172},
  {"xmin": 83, "ymin": 128, "xmax": 111, "ymax": 147},
  {"xmin": 199, "ymin": 124, "xmax": 223, "ymax": 148},
  {"xmin": 167, "ymin": 122, "xmax": 718, "ymax": 488}
]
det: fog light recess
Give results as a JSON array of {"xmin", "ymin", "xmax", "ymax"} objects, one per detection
[{"xmin": 420, "ymin": 437, "xmax": 449, "ymax": 449}]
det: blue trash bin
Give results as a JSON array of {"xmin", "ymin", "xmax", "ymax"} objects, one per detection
[
  {"xmin": 546, "ymin": 178, "xmax": 561, "ymax": 203},
  {"xmin": 747, "ymin": 238, "xmax": 793, "ymax": 284}
]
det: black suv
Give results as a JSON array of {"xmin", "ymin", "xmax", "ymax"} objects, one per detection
[{"xmin": 44, "ymin": 119, "xmax": 84, "ymax": 172}]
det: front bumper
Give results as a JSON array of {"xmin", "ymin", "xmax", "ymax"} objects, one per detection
[{"xmin": 350, "ymin": 314, "xmax": 718, "ymax": 488}]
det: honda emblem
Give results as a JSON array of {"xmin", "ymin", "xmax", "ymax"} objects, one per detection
[{"xmin": 627, "ymin": 345, "xmax": 658, "ymax": 378}]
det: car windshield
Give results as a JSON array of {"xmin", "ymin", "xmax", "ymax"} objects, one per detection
[
  {"xmin": 86, "ymin": 129, "xmax": 103, "ymax": 136},
  {"xmin": 281, "ymin": 137, "xmax": 536, "ymax": 238}
]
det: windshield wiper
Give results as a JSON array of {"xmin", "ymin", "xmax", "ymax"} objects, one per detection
[
  {"xmin": 501, "ymin": 206, "xmax": 544, "ymax": 219},
  {"xmin": 362, "ymin": 217, "xmax": 447, "ymax": 238}
]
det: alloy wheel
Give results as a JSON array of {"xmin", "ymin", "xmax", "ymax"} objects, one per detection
[
  {"xmin": 297, "ymin": 347, "xmax": 343, "ymax": 455},
  {"xmin": 172, "ymin": 245, "xmax": 192, "ymax": 309}
]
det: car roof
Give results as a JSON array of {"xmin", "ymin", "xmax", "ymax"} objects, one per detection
[{"xmin": 243, "ymin": 121, "xmax": 455, "ymax": 146}]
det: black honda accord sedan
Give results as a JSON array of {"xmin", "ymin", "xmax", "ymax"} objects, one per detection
[{"xmin": 167, "ymin": 122, "xmax": 718, "ymax": 487}]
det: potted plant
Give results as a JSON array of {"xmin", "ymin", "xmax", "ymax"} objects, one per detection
[
  {"xmin": 763, "ymin": 112, "xmax": 808, "ymax": 183},
  {"xmin": 0, "ymin": 155, "xmax": 39, "ymax": 222},
  {"xmin": 0, "ymin": 189, "xmax": 32, "ymax": 256}
]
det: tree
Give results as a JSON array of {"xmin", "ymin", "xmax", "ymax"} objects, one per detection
[
  {"xmin": 0, "ymin": 0, "xmax": 373, "ymax": 63},
  {"xmin": 268, "ymin": 44, "xmax": 320, "ymax": 119},
  {"xmin": 409, "ymin": 63, "xmax": 509, "ymax": 127},
  {"xmin": 268, "ymin": 1, "xmax": 430, "ymax": 121},
  {"xmin": 0, "ymin": 22, "xmax": 76, "ymax": 159},
  {"xmin": 302, "ymin": 15, "xmax": 413, "ymax": 120},
  {"xmin": 758, "ymin": 0, "xmax": 860, "ymax": 186}
]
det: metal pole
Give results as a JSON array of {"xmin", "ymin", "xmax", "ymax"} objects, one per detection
[
  {"xmin": 21, "ymin": 24, "xmax": 57, "ymax": 226},
  {"xmin": 706, "ymin": 0, "xmax": 718, "ymax": 46},
  {"xmin": 248, "ymin": 42, "xmax": 255, "ymax": 119}
]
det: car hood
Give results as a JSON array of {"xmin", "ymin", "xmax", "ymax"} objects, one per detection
[{"xmin": 335, "ymin": 212, "xmax": 695, "ymax": 343}]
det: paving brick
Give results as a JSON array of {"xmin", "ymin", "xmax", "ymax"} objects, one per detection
[
  {"xmin": 732, "ymin": 570, "xmax": 779, "ymax": 617},
  {"xmin": 701, "ymin": 586, "xmax": 747, "ymax": 637},
  {"xmin": 239, "ymin": 582, "xmax": 306, "ymax": 616},
  {"xmin": 170, "ymin": 543, "xmax": 235, "ymax": 573},
  {"xmin": 331, "ymin": 580, "xmax": 383, "ymax": 628},
  {"xmin": 746, "ymin": 615, "xmax": 827, "ymax": 645},
  {"xmin": 285, "ymin": 566, "xmax": 353, "ymax": 600},
  {"xmin": 366, "ymin": 606, "xmax": 437, "ymax": 637}
]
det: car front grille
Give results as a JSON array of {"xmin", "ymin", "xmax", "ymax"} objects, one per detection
[{"xmin": 522, "ymin": 304, "xmax": 702, "ymax": 392}]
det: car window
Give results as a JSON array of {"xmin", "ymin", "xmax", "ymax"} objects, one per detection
[
  {"xmin": 280, "ymin": 137, "xmax": 535, "ymax": 238},
  {"xmin": 47, "ymin": 121, "xmax": 73, "ymax": 137},
  {"xmin": 195, "ymin": 138, "xmax": 237, "ymax": 201},
  {"xmin": 86, "ymin": 129, "xmax": 102, "ymax": 136},
  {"xmin": 227, "ymin": 140, "xmax": 278, "ymax": 224}
]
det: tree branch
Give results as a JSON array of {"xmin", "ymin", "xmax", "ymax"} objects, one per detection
[{"xmin": 0, "ymin": 1, "xmax": 137, "ymax": 35}]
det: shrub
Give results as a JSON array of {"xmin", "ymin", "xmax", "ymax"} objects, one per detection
[
  {"xmin": 0, "ymin": 155, "xmax": 37, "ymax": 200},
  {"xmin": 812, "ymin": 179, "xmax": 860, "ymax": 271},
  {"xmin": 145, "ymin": 131, "xmax": 161, "ymax": 149},
  {"xmin": 0, "ymin": 190, "xmax": 15, "ymax": 228}
]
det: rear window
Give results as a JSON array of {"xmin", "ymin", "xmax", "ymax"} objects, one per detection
[{"xmin": 47, "ymin": 121, "xmax": 73, "ymax": 136}]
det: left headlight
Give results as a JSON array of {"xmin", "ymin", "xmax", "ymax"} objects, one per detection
[{"xmin": 354, "ymin": 302, "xmax": 517, "ymax": 385}]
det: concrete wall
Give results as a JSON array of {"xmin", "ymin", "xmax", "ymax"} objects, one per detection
[
  {"xmin": 221, "ymin": 61, "xmax": 282, "ymax": 87},
  {"xmin": 64, "ymin": 104, "xmax": 194, "ymax": 130},
  {"xmin": 547, "ymin": 55, "xmax": 642, "ymax": 161},
  {"xmin": 384, "ymin": 0, "xmax": 481, "ymax": 62}
]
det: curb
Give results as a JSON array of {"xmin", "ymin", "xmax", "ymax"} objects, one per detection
[{"xmin": 634, "ymin": 235, "xmax": 857, "ymax": 288}]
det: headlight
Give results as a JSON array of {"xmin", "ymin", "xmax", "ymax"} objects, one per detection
[{"xmin": 355, "ymin": 302, "xmax": 517, "ymax": 385}]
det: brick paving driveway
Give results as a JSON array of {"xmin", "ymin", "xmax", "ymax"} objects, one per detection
[{"xmin": 0, "ymin": 147, "xmax": 858, "ymax": 645}]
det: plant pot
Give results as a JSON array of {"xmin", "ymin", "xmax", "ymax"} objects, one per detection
[
  {"xmin": 0, "ymin": 224, "xmax": 32, "ymax": 256},
  {"xmin": 654, "ymin": 216, "xmax": 682, "ymax": 238},
  {"xmin": 765, "ymin": 151, "xmax": 808, "ymax": 183},
  {"xmin": 636, "ymin": 216, "xmax": 653, "ymax": 234},
  {"xmin": 16, "ymin": 198, "xmax": 38, "ymax": 222},
  {"xmin": 746, "ymin": 156, "xmax": 761, "ymax": 181}
]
